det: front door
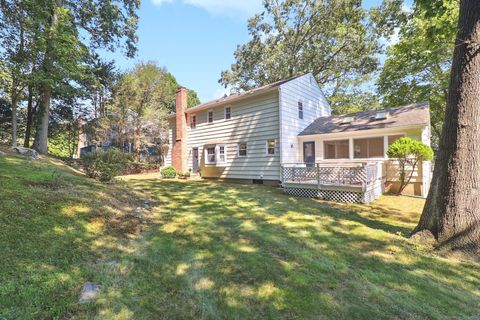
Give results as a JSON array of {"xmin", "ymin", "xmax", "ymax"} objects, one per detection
[
  {"xmin": 192, "ymin": 147, "xmax": 199, "ymax": 172},
  {"xmin": 303, "ymin": 142, "xmax": 315, "ymax": 166}
]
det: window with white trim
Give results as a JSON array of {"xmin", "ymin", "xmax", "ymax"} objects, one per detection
[
  {"xmin": 266, "ymin": 139, "xmax": 275, "ymax": 155},
  {"xmin": 204, "ymin": 144, "xmax": 227, "ymax": 165},
  {"xmin": 190, "ymin": 114, "xmax": 196, "ymax": 129},
  {"xmin": 207, "ymin": 110, "xmax": 214, "ymax": 123},
  {"xmin": 225, "ymin": 106, "xmax": 231, "ymax": 120},
  {"xmin": 205, "ymin": 146, "xmax": 216, "ymax": 164},
  {"xmin": 298, "ymin": 101, "xmax": 303, "ymax": 119},
  {"xmin": 238, "ymin": 143, "xmax": 247, "ymax": 156},
  {"xmin": 217, "ymin": 145, "xmax": 226, "ymax": 163}
]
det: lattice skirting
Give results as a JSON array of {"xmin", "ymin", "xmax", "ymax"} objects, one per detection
[{"xmin": 284, "ymin": 187, "xmax": 366, "ymax": 203}]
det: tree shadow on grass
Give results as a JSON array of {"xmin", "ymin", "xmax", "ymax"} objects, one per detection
[
  {"xmin": 0, "ymin": 156, "xmax": 152, "ymax": 319},
  {"xmin": 99, "ymin": 178, "xmax": 480, "ymax": 319}
]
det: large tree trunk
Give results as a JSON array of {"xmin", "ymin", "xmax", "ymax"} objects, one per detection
[
  {"xmin": 11, "ymin": 89, "xmax": 18, "ymax": 148},
  {"xmin": 32, "ymin": 88, "xmax": 51, "ymax": 153},
  {"xmin": 134, "ymin": 120, "xmax": 141, "ymax": 161},
  {"xmin": 32, "ymin": 0, "xmax": 62, "ymax": 154},
  {"xmin": 23, "ymin": 86, "xmax": 35, "ymax": 148},
  {"xmin": 413, "ymin": 0, "xmax": 480, "ymax": 253}
]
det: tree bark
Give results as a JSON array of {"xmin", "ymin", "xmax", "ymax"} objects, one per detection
[
  {"xmin": 32, "ymin": 0, "xmax": 62, "ymax": 154},
  {"xmin": 32, "ymin": 88, "xmax": 51, "ymax": 153},
  {"xmin": 11, "ymin": 87, "xmax": 18, "ymax": 148},
  {"xmin": 413, "ymin": 0, "xmax": 480, "ymax": 253},
  {"xmin": 23, "ymin": 86, "xmax": 35, "ymax": 148}
]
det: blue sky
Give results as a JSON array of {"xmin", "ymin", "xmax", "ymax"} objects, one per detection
[{"xmin": 104, "ymin": 0, "xmax": 410, "ymax": 103}]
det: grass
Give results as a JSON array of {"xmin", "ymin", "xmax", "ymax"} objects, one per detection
[{"xmin": 1, "ymin": 156, "xmax": 479, "ymax": 319}]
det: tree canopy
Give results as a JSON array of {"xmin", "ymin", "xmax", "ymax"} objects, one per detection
[
  {"xmin": 220, "ymin": 0, "xmax": 405, "ymax": 113},
  {"xmin": 378, "ymin": 0, "xmax": 458, "ymax": 148}
]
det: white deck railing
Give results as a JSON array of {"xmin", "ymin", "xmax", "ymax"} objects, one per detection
[{"xmin": 281, "ymin": 162, "xmax": 380, "ymax": 188}]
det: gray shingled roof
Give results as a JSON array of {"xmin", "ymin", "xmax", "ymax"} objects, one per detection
[
  {"xmin": 299, "ymin": 102, "xmax": 430, "ymax": 136},
  {"xmin": 168, "ymin": 74, "xmax": 307, "ymax": 118}
]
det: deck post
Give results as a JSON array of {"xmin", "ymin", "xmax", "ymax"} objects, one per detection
[{"xmin": 316, "ymin": 163, "xmax": 320, "ymax": 189}]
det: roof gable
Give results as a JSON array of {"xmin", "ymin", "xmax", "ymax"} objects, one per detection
[
  {"xmin": 168, "ymin": 74, "xmax": 310, "ymax": 118},
  {"xmin": 299, "ymin": 102, "xmax": 430, "ymax": 136}
]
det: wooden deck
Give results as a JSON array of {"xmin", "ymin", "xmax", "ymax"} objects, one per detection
[{"xmin": 281, "ymin": 162, "xmax": 383, "ymax": 203}]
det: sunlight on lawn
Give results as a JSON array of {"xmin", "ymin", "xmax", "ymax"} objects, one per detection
[
  {"xmin": 104, "ymin": 176, "xmax": 480, "ymax": 319},
  {"xmin": 2, "ymin": 158, "xmax": 480, "ymax": 319}
]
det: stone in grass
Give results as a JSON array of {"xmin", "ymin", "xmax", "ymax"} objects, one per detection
[
  {"xmin": 13, "ymin": 147, "xmax": 39, "ymax": 160},
  {"xmin": 106, "ymin": 260, "xmax": 118, "ymax": 267},
  {"xmin": 79, "ymin": 282, "xmax": 100, "ymax": 304}
]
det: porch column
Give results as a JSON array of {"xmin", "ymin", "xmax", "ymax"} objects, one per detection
[{"xmin": 348, "ymin": 138, "xmax": 354, "ymax": 160}]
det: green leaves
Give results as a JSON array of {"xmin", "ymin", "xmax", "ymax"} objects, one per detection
[
  {"xmin": 220, "ymin": 0, "xmax": 404, "ymax": 114},
  {"xmin": 387, "ymin": 137, "xmax": 433, "ymax": 195},
  {"xmin": 387, "ymin": 137, "xmax": 433, "ymax": 161},
  {"xmin": 378, "ymin": 0, "xmax": 459, "ymax": 149}
]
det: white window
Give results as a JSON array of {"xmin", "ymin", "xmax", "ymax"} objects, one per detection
[
  {"xmin": 298, "ymin": 101, "xmax": 303, "ymax": 119},
  {"xmin": 238, "ymin": 143, "xmax": 247, "ymax": 156},
  {"xmin": 205, "ymin": 146, "xmax": 216, "ymax": 164},
  {"xmin": 204, "ymin": 144, "xmax": 227, "ymax": 165},
  {"xmin": 207, "ymin": 110, "xmax": 214, "ymax": 123},
  {"xmin": 266, "ymin": 139, "xmax": 275, "ymax": 155},
  {"xmin": 217, "ymin": 145, "xmax": 226, "ymax": 163},
  {"xmin": 190, "ymin": 114, "xmax": 196, "ymax": 129},
  {"xmin": 225, "ymin": 106, "xmax": 231, "ymax": 120}
]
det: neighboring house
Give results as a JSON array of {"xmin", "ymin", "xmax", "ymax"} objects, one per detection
[{"xmin": 164, "ymin": 73, "xmax": 431, "ymax": 203}]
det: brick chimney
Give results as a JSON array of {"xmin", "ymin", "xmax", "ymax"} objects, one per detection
[{"xmin": 172, "ymin": 87, "xmax": 188, "ymax": 173}]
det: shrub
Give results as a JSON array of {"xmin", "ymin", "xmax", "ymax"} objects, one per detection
[
  {"xmin": 178, "ymin": 171, "xmax": 191, "ymax": 178},
  {"xmin": 387, "ymin": 137, "xmax": 433, "ymax": 195},
  {"xmin": 160, "ymin": 166, "xmax": 176, "ymax": 179},
  {"xmin": 81, "ymin": 148, "xmax": 133, "ymax": 182}
]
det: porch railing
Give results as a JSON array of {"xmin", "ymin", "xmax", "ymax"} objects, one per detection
[{"xmin": 281, "ymin": 162, "xmax": 380, "ymax": 188}]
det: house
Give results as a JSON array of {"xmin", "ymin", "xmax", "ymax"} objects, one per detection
[{"xmin": 164, "ymin": 73, "xmax": 431, "ymax": 203}]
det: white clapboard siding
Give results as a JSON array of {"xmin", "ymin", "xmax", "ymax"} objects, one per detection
[
  {"xmin": 279, "ymin": 74, "xmax": 331, "ymax": 164},
  {"xmin": 166, "ymin": 92, "xmax": 282, "ymax": 180},
  {"xmin": 165, "ymin": 126, "xmax": 173, "ymax": 165},
  {"xmin": 165, "ymin": 73, "xmax": 330, "ymax": 182}
]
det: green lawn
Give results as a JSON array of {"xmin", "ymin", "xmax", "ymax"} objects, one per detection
[{"xmin": 1, "ymin": 155, "xmax": 479, "ymax": 319}]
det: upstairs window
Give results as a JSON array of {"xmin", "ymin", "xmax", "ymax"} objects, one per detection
[
  {"xmin": 225, "ymin": 106, "xmax": 231, "ymax": 120},
  {"xmin": 208, "ymin": 110, "xmax": 214, "ymax": 123},
  {"xmin": 238, "ymin": 143, "xmax": 247, "ymax": 157},
  {"xmin": 266, "ymin": 139, "xmax": 275, "ymax": 155},
  {"xmin": 298, "ymin": 101, "xmax": 303, "ymax": 119},
  {"xmin": 190, "ymin": 115, "xmax": 196, "ymax": 129}
]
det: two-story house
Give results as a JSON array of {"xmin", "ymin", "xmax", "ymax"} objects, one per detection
[{"xmin": 164, "ymin": 73, "xmax": 431, "ymax": 203}]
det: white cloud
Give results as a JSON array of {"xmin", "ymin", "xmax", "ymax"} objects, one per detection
[
  {"xmin": 184, "ymin": 0, "xmax": 262, "ymax": 16},
  {"xmin": 151, "ymin": 0, "xmax": 174, "ymax": 5},
  {"xmin": 151, "ymin": 0, "xmax": 262, "ymax": 17}
]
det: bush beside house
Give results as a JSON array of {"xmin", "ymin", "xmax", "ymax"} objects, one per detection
[
  {"xmin": 387, "ymin": 137, "xmax": 433, "ymax": 195},
  {"xmin": 160, "ymin": 166, "xmax": 176, "ymax": 179}
]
